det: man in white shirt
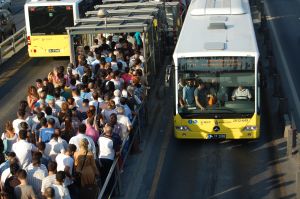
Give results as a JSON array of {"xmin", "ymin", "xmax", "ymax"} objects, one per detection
[
  {"xmin": 45, "ymin": 134, "xmax": 65, "ymax": 161},
  {"xmin": 69, "ymin": 124, "xmax": 96, "ymax": 158},
  {"xmin": 116, "ymin": 106, "xmax": 132, "ymax": 141},
  {"xmin": 51, "ymin": 171, "xmax": 71, "ymax": 199},
  {"xmin": 55, "ymin": 144, "xmax": 77, "ymax": 198},
  {"xmin": 231, "ymin": 85, "xmax": 252, "ymax": 101},
  {"xmin": 12, "ymin": 109, "xmax": 27, "ymax": 134},
  {"xmin": 98, "ymin": 124, "xmax": 120, "ymax": 189},
  {"xmin": 12, "ymin": 130, "xmax": 38, "ymax": 169},
  {"xmin": 55, "ymin": 144, "xmax": 76, "ymax": 187},
  {"xmin": 89, "ymin": 92, "xmax": 101, "ymax": 114},
  {"xmin": 72, "ymin": 89, "xmax": 83, "ymax": 111},
  {"xmin": 1, "ymin": 161, "xmax": 19, "ymax": 185},
  {"xmin": 120, "ymin": 97, "xmax": 133, "ymax": 121}
]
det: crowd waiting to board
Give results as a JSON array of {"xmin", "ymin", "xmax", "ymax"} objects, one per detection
[{"xmin": 0, "ymin": 32, "xmax": 147, "ymax": 199}]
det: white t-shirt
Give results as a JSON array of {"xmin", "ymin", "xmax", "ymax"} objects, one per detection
[
  {"xmin": 12, "ymin": 118, "xmax": 26, "ymax": 134},
  {"xmin": 51, "ymin": 184, "xmax": 71, "ymax": 199},
  {"xmin": 117, "ymin": 114, "xmax": 132, "ymax": 140},
  {"xmin": 45, "ymin": 139, "xmax": 65, "ymax": 161},
  {"xmin": 57, "ymin": 137, "xmax": 68, "ymax": 150},
  {"xmin": 73, "ymin": 96, "xmax": 83, "ymax": 110},
  {"xmin": 41, "ymin": 174, "xmax": 56, "ymax": 194},
  {"xmin": 55, "ymin": 97, "xmax": 66, "ymax": 108},
  {"xmin": 1, "ymin": 168, "xmax": 10, "ymax": 184},
  {"xmin": 55, "ymin": 154, "xmax": 74, "ymax": 186},
  {"xmin": 110, "ymin": 78, "xmax": 124, "ymax": 90},
  {"xmin": 113, "ymin": 97, "xmax": 120, "ymax": 105},
  {"xmin": 98, "ymin": 136, "xmax": 115, "ymax": 160},
  {"xmin": 101, "ymin": 109, "xmax": 117, "ymax": 123},
  {"xmin": 69, "ymin": 134, "xmax": 96, "ymax": 158},
  {"xmin": 12, "ymin": 140, "xmax": 37, "ymax": 169}
]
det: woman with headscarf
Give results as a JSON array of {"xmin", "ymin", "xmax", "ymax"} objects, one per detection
[{"xmin": 74, "ymin": 138, "xmax": 99, "ymax": 197}]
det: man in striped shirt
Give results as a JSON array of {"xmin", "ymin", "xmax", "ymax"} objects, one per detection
[
  {"xmin": 41, "ymin": 161, "xmax": 57, "ymax": 197},
  {"xmin": 26, "ymin": 152, "xmax": 48, "ymax": 198}
]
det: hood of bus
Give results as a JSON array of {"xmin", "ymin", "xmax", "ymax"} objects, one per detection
[{"xmin": 174, "ymin": 113, "xmax": 259, "ymax": 132}]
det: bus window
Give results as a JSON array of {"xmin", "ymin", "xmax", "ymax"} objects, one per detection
[{"xmin": 28, "ymin": 6, "xmax": 74, "ymax": 35}]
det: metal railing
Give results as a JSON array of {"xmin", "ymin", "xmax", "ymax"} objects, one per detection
[
  {"xmin": 98, "ymin": 102, "xmax": 147, "ymax": 199},
  {"xmin": 0, "ymin": 27, "xmax": 27, "ymax": 64}
]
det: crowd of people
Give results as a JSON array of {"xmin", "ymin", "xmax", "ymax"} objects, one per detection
[{"xmin": 0, "ymin": 32, "xmax": 148, "ymax": 199}]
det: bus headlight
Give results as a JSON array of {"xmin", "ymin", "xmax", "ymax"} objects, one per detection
[
  {"xmin": 243, "ymin": 126, "xmax": 257, "ymax": 131},
  {"xmin": 175, "ymin": 126, "xmax": 191, "ymax": 131}
]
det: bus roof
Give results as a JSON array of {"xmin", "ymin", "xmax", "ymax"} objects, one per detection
[
  {"xmin": 173, "ymin": 0, "xmax": 259, "ymax": 64},
  {"xmin": 25, "ymin": 0, "xmax": 81, "ymax": 6}
]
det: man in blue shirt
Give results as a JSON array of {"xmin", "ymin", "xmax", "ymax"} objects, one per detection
[
  {"xmin": 182, "ymin": 79, "xmax": 195, "ymax": 107},
  {"xmin": 39, "ymin": 118, "xmax": 55, "ymax": 143}
]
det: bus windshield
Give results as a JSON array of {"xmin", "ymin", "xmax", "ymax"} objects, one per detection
[
  {"xmin": 178, "ymin": 57, "xmax": 255, "ymax": 117},
  {"xmin": 28, "ymin": 5, "xmax": 74, "ymax": 35}
]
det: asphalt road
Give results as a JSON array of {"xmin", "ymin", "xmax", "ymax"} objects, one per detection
[
  {"xmin": 11, "ymin": 0, "xmax": 26, "ymax": 29},
  {"xmin": 264, "ymin": 0, "xmax": 300, "ymax": 130},
  {"xmin": 0, "ymin": 52, "xmax": 68, "ymax": 132},
  {"xmin": 0, "ymin": 0, "xmax": 69, "ymax": 131},
  {"xmin": 134, "ymin": 82, "xmax": 285, "ymax": 199}
]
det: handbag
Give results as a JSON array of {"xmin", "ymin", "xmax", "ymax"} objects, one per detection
[
  {"xmin": 80, "ymin": 182, "xmax": 100, "ymax": 199},
  {"xmin": 73, "ymin": 151, "xmax": 88, "ymax": 187}
]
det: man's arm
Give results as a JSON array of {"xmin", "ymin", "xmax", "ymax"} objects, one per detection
[
  {"xmin": 182, "ymin": 87, "xmax": 186, "ymax": 102},
  {"xmin": 231, "ymin": 89, "xmax": 237, "ymax": 100},
  {"xmin": 247, "ymin": 89, "xmax": 252, "ymax": 100},
  {"xmin": 195, "ymin": 96, "xmax": 205, "ymax": 110}
]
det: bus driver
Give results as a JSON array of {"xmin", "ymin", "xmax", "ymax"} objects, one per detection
[{"xmin": 231, "ymin": 85, "xmax": 252, "ymax": 101}]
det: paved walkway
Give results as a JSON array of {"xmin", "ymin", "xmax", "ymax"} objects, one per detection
[{"xmin": 256, "ymin": 8, "xmax": 297, "ymax": 198}]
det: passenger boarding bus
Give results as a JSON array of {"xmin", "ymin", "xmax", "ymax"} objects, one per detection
[
  {"xmin": 24, "ymin": 0, "xmax": 94, "ymax": 57},
  {"xmin": 173, "ymin": 0, "xmax": 260, "ymax": 139}
]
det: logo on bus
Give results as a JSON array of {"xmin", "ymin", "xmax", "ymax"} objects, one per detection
[{"xmin": 188, "ymin": 120, "xmax": 198, "ymax": 124}]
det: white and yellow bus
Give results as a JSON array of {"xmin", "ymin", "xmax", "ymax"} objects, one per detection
[
  {"xmin": 24, "ymin": 0, "xmax": 94, "ymax": 57},
  {"xmin": 173, "ymin": 0, "xmax": 260, "ymax": 139}
]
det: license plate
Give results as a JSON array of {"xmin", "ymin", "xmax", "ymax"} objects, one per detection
[
  {"xmin": 207, "ymin": 134, "xmax": 226, "ymax": 139},
  {"xmin": 48, "ymin": 49, "xmax": 60, "ymax": 53}
]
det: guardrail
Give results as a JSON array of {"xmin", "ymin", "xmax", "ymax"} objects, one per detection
[
  {"xmin": 0, "ymin": 27, "xmax": 27, "ymax": 64},
  {"xmin": 97, "ymin": 101, "xmax": 147, "ymax": 199}
]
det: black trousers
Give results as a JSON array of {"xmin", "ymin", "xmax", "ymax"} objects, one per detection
[{"xmin": 99, "ymin": 158, "xmax": 114, "ymax": 198}]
